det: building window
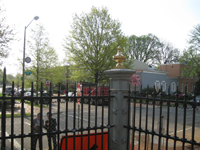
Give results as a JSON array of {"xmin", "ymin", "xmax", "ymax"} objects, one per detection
[
  {"xmin": 185, "ymin": 83, "xmax": 188, "ymax": 92},
  {"xmin": 181, "ymin": 83, "xmax": 183, "ymax": 92},
  {"xmin": 181, "ymin": 71, "xmax": 184, "ymax": 78},
  {"xmin": 161, "ymin": 81, "xmax": 166, "ymax": 92},
  {"xmin": 191, "ymin": 83, "xmax": 193, "ymax": 92},
  {"xmin": 171, "ymin": 82, "xmax": 176, "ymax": 92},
  {"xmin": 196, "ymin": 76, "xmax": 198, "ymax": 80},
  {"xmin": 191, "ymin": 76, "xmax": 193, "ymax": 79},
  {"xmin": 155, "ymin": 81, "xmax": 160, "ymax": 92},
  {"xmin": 186, "ymin": 73, "xmax": 189, "ymax": 79}
]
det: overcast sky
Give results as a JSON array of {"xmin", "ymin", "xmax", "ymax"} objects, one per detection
[{"xmin": 1, "ymin": 0, "xmax": 200, "ymax": 76}]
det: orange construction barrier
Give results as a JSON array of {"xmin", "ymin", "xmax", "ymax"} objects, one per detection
[{"xmin": 59, "ymin": 132, "xmax": 108, "ymax": 150}]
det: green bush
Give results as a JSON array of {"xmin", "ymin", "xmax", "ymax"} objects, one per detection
[{"xmin": 0, "ymin": 93, "xmax": 14, "ymax": 107}]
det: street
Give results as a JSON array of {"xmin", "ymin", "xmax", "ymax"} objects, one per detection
[{"xmin": 0, "ymin": 101, "xmax": 200, "ymax": 149}]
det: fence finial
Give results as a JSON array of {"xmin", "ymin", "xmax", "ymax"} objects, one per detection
[{"xmin": 113, "ymin": 46, "xmax": 126, "ymax": 69}]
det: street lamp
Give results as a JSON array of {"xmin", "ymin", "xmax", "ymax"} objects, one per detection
[{"xmin": 22, "ymin": 16, "xmax": 39, "ymax": 85}]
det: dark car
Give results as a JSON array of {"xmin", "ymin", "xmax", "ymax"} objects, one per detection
[
  {"xmin": 40, "ymin": 93, "xmax": 52, "ymax": 104},
  {"xmin": 5, "ymin": 87, "xmax": 15, "ymax": 96}
]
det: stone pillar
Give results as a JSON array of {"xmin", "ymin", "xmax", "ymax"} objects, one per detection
[{"xmin": 105, "ymin": 68, "xmax": 135, "ymax": 150}]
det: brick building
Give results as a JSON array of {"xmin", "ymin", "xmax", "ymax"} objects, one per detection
[{"xmin": 160, "ymin": 63, "xmax": 198, "ymax": 93}]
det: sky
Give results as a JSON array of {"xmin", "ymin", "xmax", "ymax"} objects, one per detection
[{"xmin": 1, "ymin": 0, "xmax": 200, "ymax": 76}]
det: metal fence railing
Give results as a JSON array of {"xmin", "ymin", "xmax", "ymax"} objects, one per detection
[
  {"xmin": 125, "ymin": 85, "xmax": 200, "ymax": 150},
  {"xmin": 0, "ymin": 68, "xmax": 113, "ymax": 150}
]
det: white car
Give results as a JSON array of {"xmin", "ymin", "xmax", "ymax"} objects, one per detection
[
  {"xmin": 24, "ymin": 92, "xmax": 36, "ymax": 101},
  {"xmin": 190, "ymin": 95, "xmax": 200, "ymax": 103},
  {"xmin": 63, "ymin": 92, "xmax": 74, "ymax": 101}
]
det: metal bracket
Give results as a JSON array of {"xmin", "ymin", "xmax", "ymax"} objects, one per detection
[
  {"xmin": 112, "ymin": 108, "xmax": 117, "ymax": 115},
  {"xmin": 121, "ymin": 137, "xmax": 127, "ymax": 144},
  {"xmin": 112, "ymin": 138, "xmax": 117, "ymax": 143},
  {"xmin": 122, "ymin": 108, "xmax": 127, "ymax": 115}
]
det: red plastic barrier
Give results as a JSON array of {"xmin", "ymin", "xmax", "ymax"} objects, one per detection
[{"xmin": 59, "ymin": 132, "xmax": 108, "ymax": 150}]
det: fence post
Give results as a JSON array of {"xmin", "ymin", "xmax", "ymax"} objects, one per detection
[{"xmin": 105, "ymin": 68, "xmax": 135, "ymax": 150}]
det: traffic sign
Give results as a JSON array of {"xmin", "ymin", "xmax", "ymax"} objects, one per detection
[
  {"xmin": 46, "ymin": 81, "xmax": 50, "ymax": 86},
  {"xmin": 25, "ymin": 57, "xmax": 31, "ymax": 63},
  {"xmin": 25, "ymin": 71, "xmax": 32, "ymax": 75}
]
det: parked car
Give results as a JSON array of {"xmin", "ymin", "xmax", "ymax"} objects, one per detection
[
  {"xmin": 39, "ymin": 93, "xmax": 52, "ymax": 104},
  {"xmin": 190, "ymin": 95, "xmax": 200, "ymax": 103},
  {"xmin": 63, "ymin": 92, "xmax": 74, "ymax": 101},
  {"xmin": 5, "ymin": 87, "xmax": 15, "ymax": 96},
  {"xmin": 24, "ymin": 92, "xmax": 36, "ymax": 100}
]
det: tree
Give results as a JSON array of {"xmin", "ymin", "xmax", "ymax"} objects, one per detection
[
  {"xmin": 64, "ymin": 6, "xmax": 127, "ymax": 84},
  {"xmin": 26, "ymin": 24, "xmax": 62, "ymax": 95},
  {"xmin": 0, "ymin": 5, "xmax": 14, "ymax": 65},
  {"xmin": 156, "ymin": 41, "xmax": 180, "ymax": 65},
  {"xmin": 126, "ymin": 34, "xmax": 180, "ymax": 68},
  {"xmin": 179, "ymin": 24, "xmax": 200, "ymax": 78},
  {"xmin": 188, "ymin": 24, "xmax": 200, "ymax": 52},
  {"xmin": 126, "ymin": 34, "xmax": 160, "ymax": 65}
]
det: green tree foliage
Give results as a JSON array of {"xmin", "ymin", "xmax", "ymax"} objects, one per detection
[
  {"xmin": 126, "ymin": 34, "xmax": 180, "ymax": 68},
  {"xmin": 0, "ymin": 5, "xmax": 14, "ymax": 65},
  {"xmin": 127, "ymin": 34, "xmax": 160, "ymax": 64},
  {"xmin": 180, "ymin": 24, "xmax": 200, "ymax": 78},
  {"xmin": 157, "ymin": 41, "xmax": 180, "ymax": 65},
  {"xmin": 64, "ymin": 6, "xmax": 127, "ymax": 84},
  {"xmin": 26, "ymin": 24, "xmax": 63, "ymax": 93}
]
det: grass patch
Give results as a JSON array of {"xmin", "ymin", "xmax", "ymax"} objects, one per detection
[{"xmin": 0, "ymin": 113, "xmax": 31, "ymax": 118}]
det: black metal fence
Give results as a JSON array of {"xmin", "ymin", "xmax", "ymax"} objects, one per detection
[
  {"xmin": 1, "ymin": 67, "xmax": 200, "ymax": 150},
  {"xmin": 0, "ymin": 69, "xmax": 113, "ymax": 150},
  {"xmin": 125, "ymin": 85, "xmax": 200, "ymax": 150}
]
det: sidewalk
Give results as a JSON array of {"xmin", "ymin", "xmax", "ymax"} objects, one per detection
[{"xmin": 0, "ymin": 101, "xmax": 60, "ymax": 115}]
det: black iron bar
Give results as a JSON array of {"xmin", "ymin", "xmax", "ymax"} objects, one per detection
[
  {"xmin": 88, "ymin": 84, "xmax": 91, "ymax": 149},
  {"xmin": 151, "ymin": 85, "xmax": 156, "ymax": 150},
  {"xmin": 21, "ymin": 79, "xmax": 25, "ymax": 150},
  {"xmin": 95, "ymin": 84, "xmax": 98, "ymax": 149},
  {"xmin": 73, "ymin": 83, "xmax": 76, "ymax": 150},
  {"xmin": 48, "ymin": 83, "xmax": 52, "ymax": 150},
  {"xmin": 131, "ymin": 84, "xmax": 137, "ymax": 150},
  {"xmin": 11, "ymin": 82, "xmax": 15, "ymax": 150},
  {"xmin": 138, "ymin": 85, "xmax": 142, "ymax": 150},
  {"xmin": 165, "ymin": 86, "xmax": 170, "ymax": 150},
  {"xmin": 158, "ymin": 86, "xmax": 163, "ymax": 150},
  {"xmin": 144, "ymin": 85, "xmax": 149, "ymax": 150},
  {"xmin": 101, "ymin": 84, "xmax": 105, "ymax": 150},
  {"xmin": 31, "ymin": 82, "xmax": 34, "ymax": 149},
  {"xmin": 57, "ymin": 83, "xmax": 61, "ymax": 148},
  {"xmin": 191, "ymin": 86, "xmax": 197, "ymax": 150},
  {"xmin": 182, "ymin": 86, "xmax": 187, "ymax": 149},
  {"xmin": 39, "ymin": 82, "xmax": 43, "ymax": 150},
  {"xmin": 108, "ymin": 84, "xmax": 111, "ymax": 150},
  {"xmin": 65, "ymin": 83, "xmax": 69, "ymax": 150},
  {"xmin": 173, "ymin": 86, "xmax": 179, "ymax": 150},
  {"xmin": 81, "ymin": 86, "xmax": 84, "ymax": 150}
]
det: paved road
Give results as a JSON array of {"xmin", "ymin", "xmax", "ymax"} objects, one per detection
[{"xmin": 0, "ymin": 101, "xmax": 200, "ymax": 149}]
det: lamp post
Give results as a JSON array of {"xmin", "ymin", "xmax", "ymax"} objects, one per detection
[{"xmin": 22, "ymin": 16, "xmax": 39, "ymax": 85}]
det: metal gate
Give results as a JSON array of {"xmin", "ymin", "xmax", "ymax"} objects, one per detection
[
  {"xmin": 0, "ymin": 68, "xmax": 113, "ymax": 150},
  {"xmin": 1, "ymin": 67, "xmax": 200, "ymax": 150},
  {"xmin": 125, "ymin": 85, "xmax": 200, "ymax": 150}
]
